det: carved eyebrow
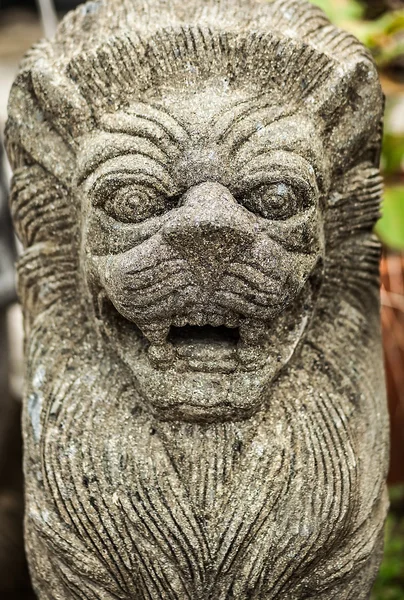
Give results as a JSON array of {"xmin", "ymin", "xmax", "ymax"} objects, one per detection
[
  {"xmin": 232, "ymin": 151, "xmax": 318, "ymax": 191},
  {"xmin": 75, "ymin": 103, "xmax": 191, "ymax": 184},
  {"xmin": 92, "ymin": 168, "xmax": 174, "ymax": 199},
  {"xmin": 230, "ymin": 119, "xmax": 326, "ymax": 183},
  {"xmin": 83, "ymin": 154, "xmax": 176, "ymax": 196},
  {"xmin": 77, "ymin": 133, "xmax": 171, "ymax": 184},
  {"xmin": 100, "ymin": 102, "xmax": 190, "ymax": 151},
  {"xmin": 213, "ymin": 97, "xmax": 294, "ymax": 154},
  {"xmin": 77, "ymin": 104, "xmax": 192, "ymax": 186}
]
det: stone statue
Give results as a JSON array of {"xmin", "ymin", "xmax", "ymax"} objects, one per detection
[{"xmin": 6, "ymin": 0, "xmax": 389, "ymax": 597}]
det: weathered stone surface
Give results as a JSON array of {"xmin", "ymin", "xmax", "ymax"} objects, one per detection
[{"xmin": 6, "ymin": 0, "xmax": 389, "ymax": 598}]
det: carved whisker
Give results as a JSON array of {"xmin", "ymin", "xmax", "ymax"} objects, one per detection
[
  {"xmin": 125, "ymin": 258, "xmax": 186, "ymax": 277},
  {"xmin": 218, "ymin": 278, "xmax": 282, "ymax": 307},
  {"xmin": 118, "ymin": 285, "xmax": 201, "ymax": 316},
  {"xmin": 120, "ymin": 278, "xmax": 195, "ymax": 307},
  {"xmin": 125, "ymin": 266, "xmax": 190, "ymax": 293},
  {"xmin": 224, "ymin": 265, "xmax": 281, "ymax": 295},
  {"xmin": 229, "ymin": 261, "xmax": 284, "ymax": 283},
  {"xmin": 213, "ymin": 291, "xmax": 282, "ymax": 319}
]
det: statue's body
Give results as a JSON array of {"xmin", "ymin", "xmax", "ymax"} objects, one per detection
[{"xmin": 6, "ymin": 0, "xmax": 389, "ymax": 598}]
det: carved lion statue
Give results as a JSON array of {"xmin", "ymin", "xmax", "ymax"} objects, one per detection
[{"xmin": 6, "ymin": 0, "xmax": 388, "ymax": 598}]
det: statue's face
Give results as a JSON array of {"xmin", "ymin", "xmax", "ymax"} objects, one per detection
[{"xmin": 79, "ymin": 82, "xmax": 326, "ymax": 422}]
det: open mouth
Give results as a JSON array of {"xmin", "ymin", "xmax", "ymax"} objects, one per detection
[
  {"xmin": 98, "ymin": 293, "xmax": 270, "ymax": 373},
  {"xmin": 139, "ymin": 315, "xmax": 269, "ymax": 373},
  {"xmin": 98, "ymin": 285, "xmax": 314, "ymax": 377},
  {"xmin": 168, "ymin": 324, "xmax": 240, "ymax": 345},
  {"xmin": 96, "ymin": 276, "xmax": 318, "ymax": 419},
  {"xmin": 166, "ymin": 324, "xmax": 240, "ymax": 371}
]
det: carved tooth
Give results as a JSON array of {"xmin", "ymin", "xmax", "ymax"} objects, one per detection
[
  {"xmin": 139, "ymin": 322, "xmax": 170, "ymax": 344},
  {"xmin": 208, "ymin": 314, "xmax": 223, "ymax": 326},
  {"xmin": 239, "ymin": 320, "xmax": 266, "ymax": 345},
  {"xmin": 195, "ymin": 312, "xmax": 205, "ymax": 326},
  {"xmin": 147, "ymin": 343, "xmax": 175, "ymax": 369},
  {"xmin": 225, "ymin": 315, "xmax": 239, "ymax": 328},
  {"xmin": 173, "ymin": 316, "xmax": 187, "ymax": 327},
  {"xmin": 188, "ymin": 312, "xmax": 204, "ymax": 326}
]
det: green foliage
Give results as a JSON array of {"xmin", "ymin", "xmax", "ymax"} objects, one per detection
[
  {"xmin": 307, "ymin": 1, "xmax": 404, "ymax": 70},
  {"xmin": 309, "ymin": 0, "xmax": 364, "ymax": 23},
  {"xmin": 375, "ymin": 186, "xmax": 404, "ymax": 249},
  {"xmin": 371, "ymin": 486, "xmax": 404, "ymax": 599},
  {"xmin": 382, "ymin": 133, "xmax": 404, "ymax": 178},
  {"xmin": 358, "ymin": 10, "xmax": 404, "ymax": 68},
  {"xmin": 310, "ymin": 1, "xmax": 404, "ymax": 70}
]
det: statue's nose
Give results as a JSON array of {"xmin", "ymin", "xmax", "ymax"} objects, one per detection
[{"xmin": 162, "ymin": 182, "xmax": 255, "ymax": 267}]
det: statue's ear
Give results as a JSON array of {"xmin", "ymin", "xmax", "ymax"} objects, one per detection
[
  {"xmin": 6, "ymin": 75, "xmax": 73, "ymax": 187},
  {"xmin": 5, "ymin": 43, "xmax": 84, "ymax": 332},
  {"xmin": 30, "ymin": 58, "xmax": 92, "ymax": 144},
  {"xmin": 5, "ymin": 43, "xmax": 91, "ymax": 186},
  {"xmin": 317, "ymin": 58, "xmax": 384, "ymax": 171}
]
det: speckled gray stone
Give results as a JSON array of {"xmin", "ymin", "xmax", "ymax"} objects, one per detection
[{"xmin": 6, "ymin": 0, "xmax": 389, "ymax": 598}]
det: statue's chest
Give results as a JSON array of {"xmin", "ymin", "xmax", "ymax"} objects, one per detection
[{"xmin": 36, "ymin": 411, "xmax": 356, "ymax": 599}]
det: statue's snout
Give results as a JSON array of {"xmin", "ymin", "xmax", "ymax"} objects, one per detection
[{"xmin": 162, "ymin": 182, "xmax": 255, "ymax": 266}]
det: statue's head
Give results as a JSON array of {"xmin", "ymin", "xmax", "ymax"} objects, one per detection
[{"xmin": 6, "ymin": 0, "xmax": 383, "ymax": 422}]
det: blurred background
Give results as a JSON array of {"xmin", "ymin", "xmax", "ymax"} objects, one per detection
[{"xmin": 0, "ymin": 0, "xmax": 403, "ymax": 598}]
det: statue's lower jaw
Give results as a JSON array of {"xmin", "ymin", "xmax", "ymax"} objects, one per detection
[{"xmin": 97, "ymin": 281, "xmax": 316, "ymax": 422}]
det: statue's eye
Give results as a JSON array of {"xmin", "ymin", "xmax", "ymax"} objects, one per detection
[
  {"xmin": 91, "ymin": 174, "xmax": 170, "ymax": 223},
  {"xmin": 103, "ymin": 186, "xmax": 167, "ymax": 223},
  {"xmin": 242, "ymin": 182, "xmax": 305, "ymax": 220}
]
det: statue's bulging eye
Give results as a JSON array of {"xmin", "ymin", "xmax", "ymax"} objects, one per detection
[
  {"xmin": 242, "ymin": 181, "xmax": 308, "ymax": 220},
  {"xmin": 103, "ymin": 186, "xmax": 167, "ymax": 223},
  {"xmin": 90, "ymin": 173, "xmax": 172, "ymax": 223}
]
